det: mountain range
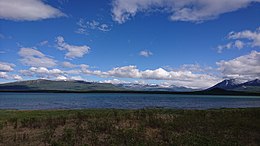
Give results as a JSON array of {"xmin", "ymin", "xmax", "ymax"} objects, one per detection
[
  {"xmin": 115, "ymin": 83, "xmax": 196, "ymax": 92},
  {"xmin": 208, "ymin": 79, "xmax": 260, "ymax": 93},
  {"xmin": 0, "ymin": 79, "xmax": 259, "ymax": 94}
]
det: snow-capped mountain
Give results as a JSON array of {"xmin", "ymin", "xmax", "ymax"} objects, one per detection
[
  {"xmin": 208, "ymin": 79, "xmax": 242, "ymax": 90},
  {"xmin": 241, "ymin": 79, "xmax": 260, "ymax": 86},
  {"xmin": 208, "ymin": 79, "xmax": 260, "ymax": 93}
]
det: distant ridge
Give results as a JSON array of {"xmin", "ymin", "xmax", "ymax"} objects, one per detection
[
  {"xmin": 115, "ymin": 83, "xmax": 196, "ymax": 92},
  {"xmin": 0, "ymin": 79, "xmax": 124, "ymax": 92},
  {"xmin": 207, "ymin": 79, "xmax": 260, "ymax": 93}
]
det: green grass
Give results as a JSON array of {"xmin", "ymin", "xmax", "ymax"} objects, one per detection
[{"xmin": 0, "ymin": 108, "xmax": 260, "ymax": 145}]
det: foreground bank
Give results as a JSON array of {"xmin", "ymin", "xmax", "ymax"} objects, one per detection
[{"xmin": 0, "ymin": 108, "xmax": 259, "ymax": 145}]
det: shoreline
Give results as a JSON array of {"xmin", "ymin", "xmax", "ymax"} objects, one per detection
[{"xmin": 1, "ymin": 90, "xmax": 260, "ymax": 96}]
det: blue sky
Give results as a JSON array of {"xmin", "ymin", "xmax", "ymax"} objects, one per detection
[{"xmin": 0, "ymin": 0, "xmax": 259, "ymax": 88}]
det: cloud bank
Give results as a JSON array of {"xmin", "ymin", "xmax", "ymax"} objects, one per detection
[{"xmin": 217, "ymin": 51, "xmax": 260, "ymax": 80}]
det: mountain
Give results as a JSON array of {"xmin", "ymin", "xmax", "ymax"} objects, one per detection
[
  {"xmin": 208, "ymin": 79, "xmax": 241, "ymax": 90},
  {"xmin": 208, "ymin": 79, "xmax": 260, "ymax": 93},
  {"xmin": 116, "ymin": 83, "xmax": 195, "ymax": 92},
  {"xmin": 0, "ymin": 79, "xmax": 124, "ymax": 92},
  {"xmin": 241, "ymin": 79, "xmax": 260, "ymax": 86},
  {"xmin": 232, "ymin": 79, "xmax": 260, "ymax": 93}
]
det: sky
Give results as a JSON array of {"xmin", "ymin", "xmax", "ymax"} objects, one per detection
[{"xmin": 0, "ymin": 0, "xmax": 259, "ymax": 89}]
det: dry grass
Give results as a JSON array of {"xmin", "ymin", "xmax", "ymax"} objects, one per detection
[{"xmin": 0, "ymin": 108, "xmax": 259, "ymax": 146}]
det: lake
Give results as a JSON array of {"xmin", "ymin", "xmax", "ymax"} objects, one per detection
[{"xmin": 0, "ymin": 92, "xmax": 260, "ymax": 110}]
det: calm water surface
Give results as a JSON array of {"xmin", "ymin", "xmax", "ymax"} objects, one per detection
[{"xmin": 0, "ymin": 92, "xmax": 260, "ymax": 110}]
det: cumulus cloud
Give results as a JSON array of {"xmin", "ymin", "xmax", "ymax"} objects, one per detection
[
  {"xmin": 139, "ymin": 50, "xmax": 153, "ymax": 57},
  {"xmin": 70, "ymin": 76, "xmax": 84, "ymax": 81},
  {"xmin": 56, "ymin": 75, "xmax": 67, "ymax": 81},
  {"xmin": 56, "ymin": 36, "xmax": 90, "ymax": 59},
  {"xmin": 217, "ymin": 51, "xmax": 260, "ymax": 80},
  {"xmin": 100, "ymin": 79, "xmax": 130, "ymax": 84},
  {"xmin": 111, "ymin": 0, "xmax": 260, "ymax": 24},
  {"xmin": 217, "ymin": 27, "xmax": 260, "ymax": 53},
  {"xmin": 217, "ymin": 40, "xmax": 245, "ymax": 53},
  {"xmin": 228, "ymin": 27, "xmax": 260, "ymax": 47},
  {"xmin": 19, "ymin": 67, "xmax": 87, "ymax": 81},
  {"xmin": 81, "ymin": 65, "xmax": 220, "ymax": 89},
  {"xmin": 20, "ymin": 67, "xmax": 64, "ymax": 78},
  {"xmin": 0, "ymin": 72, "xmax": 8, "ymax": 79},
  {"xmin": 0, "ymin": 72, "xmax": 22, "ymax": 80},
  {"xmin": 12, "ymin": 75, "xmax": 23, "ymax": 80},
  {"xmin": 0, "ymin": 62, "xmax": 15, "ymax": 72},
  {"xmin": 0, "ymin": 0, "xmax": 65, "ymax": 21},
  {"xmin": 19, "ymin": 48, "xmax": 57, "ymax": 67}
]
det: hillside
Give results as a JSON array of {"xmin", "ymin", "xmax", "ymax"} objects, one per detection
[{"xmin": 0, "ymin": 79, "xmax": 124, "ymax": 92}]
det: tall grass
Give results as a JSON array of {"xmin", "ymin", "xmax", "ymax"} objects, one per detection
[{"xmin": 0, "ymin": 108, "xmax": 259, "ymax": 145}]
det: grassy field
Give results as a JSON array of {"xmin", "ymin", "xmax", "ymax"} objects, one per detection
[{"xmin": 0, "ymin": 108, "xmax": 259, "ymax": 146}]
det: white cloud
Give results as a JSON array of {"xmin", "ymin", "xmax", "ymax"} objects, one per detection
[
  {"xmin": 0, "ymin": 72, "xmax": 8, "ymax": 79},
  {"xmin": 98, "ymin": 24, "xmax": 111, "ymax": 32},
  {"xmin": 65, "ymin": 69, "xmax": 82, "ymax": 75},
  {"xmin": 61, "ymin": 61, "xmax": 77, "ymax": 68},
  {"xmin": 139, "ymin": 50, "xmax": 153, "ymax": 57},
  {"xmin": 217, "ymin": 27, "xmax": 260, "ymax": 53},
  {"xmin": 19, "ymin": 48, "xmax": 57, "ymax": 67},
  {"xmin": 0, "ymin": 62, "xmax": 15, "ymax": 72},
  {"xmin": 81, "ymin": 65, "xmax": 220, "ymax": 89},
  {"xmin": 217, "ymin": 41, "xmax": 244, "ymax": 53},
  {"xmin": 12, "ymin": 75, "xmax": 23, "ymax": 80},
  {"xmin": 100, "ymin": 79, "xmax": 130, "ymax": 84},
  {"xmin": 0, "ymin": 72, "xmax": 22, "ymax": 80},
  {"xmin": 179, "ymin": 64, "xmax": 214, "ymax": 73},
  {"xmin": 105, "ymin": 66, "xmax": 141, "ymax": 78},
  {"xmin": 75, "ymin": 28, "xmax": 88, "ymax": 35},
  {"xmin": 56, "ymin": 75, "xmax": 67, "ymax": 81},
  {"xmin": 228, "ymin": 27, "xmax": 260, "ymax": 47},
  {"xmin": 111, "ymin": 0, "xmax": 260, "ymax": 24},
  {"xmin": 0, "ymin": 0, "xmax": 65, "ymax": 21},
  {"xmin": 20, "ymin": 67, "xmax": 64, "ymax": 78},
  {"xmin": 19, "ymin": 67, "xmax": 87, "ymax": 81},
  {"xmin": 75, "ymin": 19, "xmax": 112, "ymax": 34},
  {"xmin": 56, "ymin": 36, "xmax": 90, "ymax": 59},
  {"xmin": 234, "ymin": 40, "xmax": 245, "ymax": 49},
  {"xmin": 217, "ymin": 51, "xmax": 260, "ymax": 80},
  {"xmin": 70, "ymin": 76, "xmax": 84, "ymax": 81}
]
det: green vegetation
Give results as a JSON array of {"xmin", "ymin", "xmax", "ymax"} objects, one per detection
[
  {"xmin": 0, "ymin": 79, "xmax": 124, "ymax": 91},
  {"xmin": 0, "ymin": 108, "xmax": 259, "ymax": 145}
]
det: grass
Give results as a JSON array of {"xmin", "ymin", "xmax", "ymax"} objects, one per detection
[{"xmin": 0, "ymin": 108, "xmax": 259, "ymax": 145}]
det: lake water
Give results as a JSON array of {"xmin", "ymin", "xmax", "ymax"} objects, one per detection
[{"xmin": 0, "ymin": 92, "xmax": 260, "ymax": 110}]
